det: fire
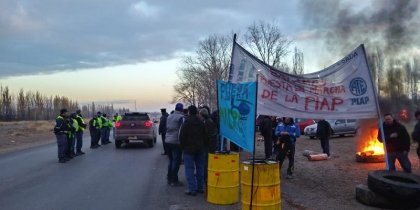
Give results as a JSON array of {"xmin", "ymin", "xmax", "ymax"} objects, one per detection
[{"xmin": 357, "ymin": 128, "xmax": 384, "ymax": 156}]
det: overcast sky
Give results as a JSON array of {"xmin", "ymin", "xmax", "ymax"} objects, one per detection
[{"xmin": 0, "ymin": 0, "xmax": 419, "ymax": 112}]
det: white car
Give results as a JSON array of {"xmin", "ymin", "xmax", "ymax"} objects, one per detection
[{"xmin": 304, "ymin": 119, "xmax": 359, "ymax": 139}]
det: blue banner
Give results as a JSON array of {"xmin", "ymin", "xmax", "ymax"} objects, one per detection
[{"xmin": 218, "ymin": 80, "xmax": 257, "ymax": 152}]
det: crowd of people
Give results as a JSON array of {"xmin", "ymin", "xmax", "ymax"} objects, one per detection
[
  {"xmin": 259, "ymin": 112, "xmax": 420, "ymax": 179},
  {"xmin": 53, "ymin": 109, "xmax": 120, "ymax": 163},
  {"xmin": 159, "ymin": 103, "xmax": 218, "ymax": 196}
]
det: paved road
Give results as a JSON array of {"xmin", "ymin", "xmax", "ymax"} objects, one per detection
[{"xmin": 0, "ymin": 134, "xmax": 239, "ymax": 210}]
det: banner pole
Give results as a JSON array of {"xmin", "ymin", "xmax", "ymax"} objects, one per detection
[
  {"xmin": 249, "ymin": 74, "xmax": 259, "ymax": 210},
  {"xmin": 216, "ymin": 80, "xmax": 223, "ymax": 151},
  {"xmin": 361, "ymin": 44, "xmax": 389, "ymax": 170}
]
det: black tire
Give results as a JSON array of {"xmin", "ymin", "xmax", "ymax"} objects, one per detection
[
  {"xmin": 355, "ymin": 154, "xmax": 385, "ymax": 163},
  {"xmin": 148, "ymin": 139, "xmax": 154, "ymax": 148},
  {"xmin": 154, "ymin": 136, "xmax": 157, "ymax": 143},
  {"xmin": 115, "ymin": 140, "xmax": 122, "ymax": 148},
  {"xmin": 355, "ymin": 184, "xmax": 419, "ymax": 209},
  {"xmin": 309, "ymin": 136, "xmax": 315, "ymax": 139},
  {"xmin": 368, "ymin": 170, "xmax": 420, "ymax": 200}
]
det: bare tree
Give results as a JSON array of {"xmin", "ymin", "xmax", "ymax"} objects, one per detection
[
  {"xmin": 173, "ymin": 34, "xmax": 231, "ymax": 110},
  {"xmin": 292, "ymin": 46, "xmax": 304, "ymax": 75},
  {"xmin": 244, "ymin": 20, "xmax": 292, "ymax": 69}
]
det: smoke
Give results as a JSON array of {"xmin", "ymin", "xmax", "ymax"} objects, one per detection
[{"xmin": 299, "ymin": 0, "xmax": 420, "ymax": 58}]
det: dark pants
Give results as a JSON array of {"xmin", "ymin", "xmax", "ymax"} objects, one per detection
[
  {"xmin": 89, "ymin": 129, "xmax": 96, "ymax": 147},
  {"xmin": 387, "ymin": 151, "xmax": 412, "ymax": 173},
  {"xmin": 263, "ymin": 134, "xmax": 272, "ymax": 159},
  {"xmin": 56, "ymin": 133, "xmax": 67, "ymax": 160},
  {"xmin": 417, "ymin": 145, "xmax": 420, "ymax": 159},
  {"xmin": 184, "ymin": 151, "xmax": 206, "ymax": 192},
  {"xmin": 67, "ymin": 135, "xmax": 75, "ymax": 155},
  {"xmin": 105, "ymin": 128, "xmax": 111, "ymax": 142},
  {"xmin": 76, "ymin": 132, "xmax": 83, "ymax": 151},
  {"xmin": 167, "ymin": 143, "xmax": 182, "ymax": 184},
  {"xmin": 276, "ymin": 141, "xmax": 295, "ymax": 175},
  {"xmin": 101, "ymin": 128, "xmax": 107, "ymax": 144},
  {"xmin": 320, "ymin": 137, "xmax": 330, "ymax": 156},
  {"xmin": 161, "ymin": 132, "xmax": 168, "ymax": 154}
]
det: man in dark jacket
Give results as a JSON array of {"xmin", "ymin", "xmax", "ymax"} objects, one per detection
[
  {"xmin": 54, "ymin": 108, "xmax": 70, "ymax": 163},
  {"xmin": 316, "ymin": 119, "xmax": 332, "ymax": 157},
  {"xmin": 158, "ymin": 108, "xmax": 169, "ymax": 155},
  {"xmin": 179, "ymin": 105, "xmax": 208, "ymax": 196},
  {"xmin": 411, "ymin": 110, "xmax": 420, "ymax": 159},
  {"xmin": 378, "ymin": 113, "xmax": 412, "ymax": 173},
  {"xmin": 260, "ymin": 115, "xmax": 273, "ymax": 159}
]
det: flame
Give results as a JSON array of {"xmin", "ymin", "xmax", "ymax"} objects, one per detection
[{"xmin": 357, "ymin": 128, "xmax": 384, "ymax": 156}]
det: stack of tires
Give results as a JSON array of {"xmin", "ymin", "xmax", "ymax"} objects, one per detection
[{"xmin": 356, "ymin": 170, "xmax": 420, "ymax": 209}]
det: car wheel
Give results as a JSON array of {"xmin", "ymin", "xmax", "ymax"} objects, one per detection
[
  {"xmin": 115, "ymin": 140, "xmax": 122, "ymax": 148},
  {"xmin": 148, "ymin": 140, "xmax": 154, "ymax": 148},
  {"xmin": 309, "ymin": 136, "xmax": 315, "ymax": 139},
  {"xmin": 154, "ymin": 136, "xmax": 157, "ymax": 143},
  {"xmin": 368, "ymin": 170, "xmax": 420, "ymax": 200}
]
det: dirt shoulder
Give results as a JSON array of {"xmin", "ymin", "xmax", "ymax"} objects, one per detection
[
  {"xmin": 250, "ymin": 135, "xmax": 420, "ymax": 210},
  {"xmin": 0, "ymin": 121, "xmax": 56, "ymax": 154}
]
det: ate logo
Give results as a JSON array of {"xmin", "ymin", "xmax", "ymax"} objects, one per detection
[{"xmin": 349, "ymin": 77, "xmax": 367, "ymax": 96}]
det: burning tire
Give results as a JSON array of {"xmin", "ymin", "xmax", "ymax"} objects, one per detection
[
  {"xmin": 355, "ymin": 153, "xmax": 384, "ymax": 163},
  {"xmin": 355, "ymin": 184, "xmax": 419, "ymax": 209},
  {"xmin": 368, "ymin": 170, "xmax": 420, "ymax": 201}
]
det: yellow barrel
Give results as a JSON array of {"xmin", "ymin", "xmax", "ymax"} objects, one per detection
[
  {"xmin": 241, "ymin": 160, "xmax": 280, "ymax": 210},
  {"xmin": 207, "ymin": 152, "xmax": 239, "ymax": 204}
]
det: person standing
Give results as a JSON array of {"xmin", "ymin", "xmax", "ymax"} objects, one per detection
[
  {"xmin": 159, "ymin": 108, "xmax": 169, "ymax": 155},
  {"xmin": 165, "ymin": 103, "xmax": 185, "ymax": 186},
  {"xmin": 89, "ymin": 112, "xmax": 102, "ymax": 149},
  {"xmin": 260, "ymin": 115, "xmax": 273, "ymax": 159},
  {"xmin": 67, "ymin": 113, "xmax": 79, "ymax": 158},
  {"xmin": 275, "ymin": 117, "xmax": 300, "ymax": 179},
  {"xmin": 102, "ymin": 113, "xmax": 112, "ymax": 144},
  {"xmin": 54, "ymin": 108, "xmax": 70, "ymax": 163},
  {"xmin": 199, "ymin": 107, "xmax": 217, "ymax": 185},
  {"xmin": 412, "ymin": 111, "xmax": 420, "ymax": 159},
  {"xmin": 75, "ymin": 110, "xmax": 86, "ymax": 155},
  {"xmin": 316, "ymin": 119, "xmax": 332, "ymax": 157},
  {"xmin": 378, "ymin": 113, "xmax": 412, "ymax": 173},
  {"xmin": 180, "ymin": 105, "xmax": 208, "ymax": 196}
]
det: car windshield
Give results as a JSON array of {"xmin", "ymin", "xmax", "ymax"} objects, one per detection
[{"xmin": 123, "ymin": 113, "xmax": 150, "ymax": 121}]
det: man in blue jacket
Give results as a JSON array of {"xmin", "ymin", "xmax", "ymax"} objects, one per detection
[{"xmin": 275, "ymin": 117, "xmax": 300, "ymax": 179}]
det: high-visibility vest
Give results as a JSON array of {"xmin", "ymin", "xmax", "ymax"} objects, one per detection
[
  {"xmin": 96, "ymin": 117, "xmax": 103, "ymax": 128},
  {"xmin": 76, "ymin": 115, "xmax": 85, "ymax": 132},
  {"xmin": 115, "ymin": 115, "xmax": 122, "ymax": 122}
]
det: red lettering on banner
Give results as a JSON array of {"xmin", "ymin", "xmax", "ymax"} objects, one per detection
[
  {"xmin": 262, "ymin": 89, "xmax": 278, "ymax": 101},
  {"xmin": 320, "ymin": 98, "xmax": 330, "ymax": 110},
  {"xmin": 331, "ymin": 97, "xmax": 344, "ymax": 111},
  {"xmin": 285, "ymin": 95, "xmax": 298, "ymax": 103},
  {"xmin": 305, "ymin": 96, "xmax": 344, "ymax": 111},
  {"xmin": 295, "ymin": 85, "xmax": 304, "ymax": 92}
]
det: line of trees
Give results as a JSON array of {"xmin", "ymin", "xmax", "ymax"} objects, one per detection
[
  {"xmin": 173, "ymin": 20, "xmax": 420, "ymax": 120},
  {"xmin": 0, "ymin": 86, "xmax": 130, "ymax": 121}
]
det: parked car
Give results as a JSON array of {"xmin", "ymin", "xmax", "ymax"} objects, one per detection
[
  {"xmin": 295, "ymin": 118, "xmax": 316, "ymax": 134},
  {"xmin": 114, "ymin": 112, "xmax": 157, "ymax": 148},
  {"xmin": 304, "ymin": 119, "xmax": 359, "ymax": 139}
]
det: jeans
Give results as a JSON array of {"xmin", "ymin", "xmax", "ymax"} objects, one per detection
[
  {"xmin": 167, "ymin": 143, "xmax": 182, "ymax": 183},
  {"xmin": 387, "ymin": 151, "xmax": 412, "ymax": 173},
  {"xmin": 184, "ymin": 151, "xmax": 206, "ymax": 192},
  {"xmin": 56, "ymin": 133, "xmax": 67, "ymax": 160},
  {"xmin": 320, "ymin": 137, "xmax": 330, "ymax": 156},
  {"xmin": 161, "ymin": 132, "xmax": 168, "ymax": 154},
  {"xmin": 75, "ymin": 132, "xmax": 83, "ymax": 151}
]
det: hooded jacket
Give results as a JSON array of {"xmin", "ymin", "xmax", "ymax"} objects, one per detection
[
  {"xmin": 165, "ymin": 111, "xmax": 184, "ymax": 145},
  {"xmin": 179, "ymin": 115, "xmax": 208, "ymax": 154}
]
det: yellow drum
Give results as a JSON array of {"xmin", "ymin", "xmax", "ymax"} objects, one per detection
[
  {"xmin": 207, "ymin": 152, "xmax": 239, "ymax": 205},
  {"xmin": 241, "ymin": 160, "xmax": 281, "ymax": 210}
]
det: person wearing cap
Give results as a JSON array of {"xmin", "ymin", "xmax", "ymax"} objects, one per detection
[
  {"xmin": 75, "ymin": 110, "xmax": 87, "ymax": 155},
  {"xmin": 165, "ymin": 103, "xmax": 185, "ymax": 186},
  {"xmin": 89, "ymin": 112, "xmax": 102, "ymax": 148},
  {"xmin": 158, "ymin": 108, "xmax": 169, "ymax": 155},
  {"xmin": 102, "ymin": 113, "xmax": 113, "ymax": 144},
  {"xmin": 54, "ymin": 108, "xmax": 70, "ymax": 163}
]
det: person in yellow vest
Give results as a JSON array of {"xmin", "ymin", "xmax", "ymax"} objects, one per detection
[
  {"xmin": 100, "ymin": 113, "xmax": 109, "ymax": 145},
  {"xmin": 66, "ymin": 113, "xmax": 79, "ymax": 158},
  {"xmin": 95, "ymin": 111, "xmax": 103, "ymax": 145},
  {"xmin": 89, "ymin": 113, "xmax": 102, "ymax": 149},
  {"xmin": 102, "ymin": 113, "xmax": 113, "ymax": 144},
  {"xmin": 113, "ymin": 113, "xmax": 122, "ymax": 122},
  {"xmin": 54, "ymin": 108, "xmax": 70, "ymax": 163},
  {"xmin": 75, "ymin": 110, "xmax": 87, "ymax": 155}
]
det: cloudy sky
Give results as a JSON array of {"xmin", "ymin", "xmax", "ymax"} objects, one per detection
[{"xmin": 0, "ymin": 0, "xmax": 419, "ymax": 112}]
